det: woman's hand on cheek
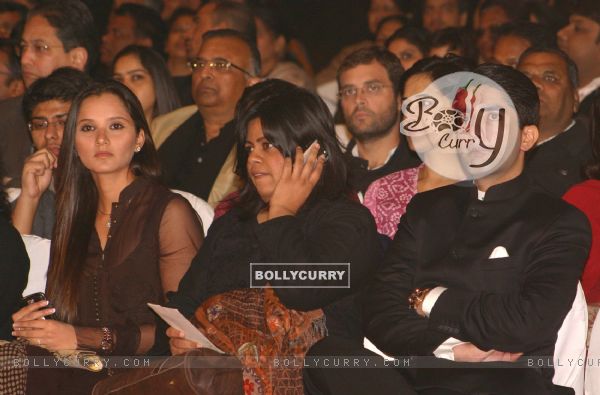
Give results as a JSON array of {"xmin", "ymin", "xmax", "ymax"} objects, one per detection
[{"xmin": 268, "ymin": 145, "xmax": 325, "ymax": 220}]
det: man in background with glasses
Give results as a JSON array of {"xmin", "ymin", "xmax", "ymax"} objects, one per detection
[
  {"xmin": 11, "ymin": 68, "xmax": 92, "ymax": 239},
  {"xmin": 336, "ymin": 47, "xmax": 420, "ymax": 232},
  {"xmin": 0, "ymin": 0, "xmax": 98, "ymax": 186},
  {"xmin": 153, "ymin": 29, "xmax": 260, "ymax": 206}
]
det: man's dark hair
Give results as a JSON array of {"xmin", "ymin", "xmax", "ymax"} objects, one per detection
[
  {"xmin": 430, "ymin": 27, "xmax": 477, "ymax": 61},
  {"xmin": 139, "ymin": 0, "xmax": 163, "ymax": 13},
  {"xmin": 492, "ymin": 22, "xmax": 556, "ymax": 50},
  {"xmin": 167, "ymin": 7, "xmax": 195, "ymax": 32},
  {"xmin": 208, "ymin": 0, "xmax": 256, "ymax": 42},
  {"xmin": 337, "ymin": 46, "xmax": 404, "ymax": 95},
  {"xmin": 0, "ymin": 39, "xmax": 21, "ymax": 86},
  {"xmin": 399, "ymin": 54, "xmax": 474, "ymax": 96},
  {"xmin": 573, "ymin": 0, "xmax": 600, "ymax": 26},
  {"xmin": 202, "ymin": 29, "xmax": 261, "ymax": 76},
  {"xmin": 421, "ymin": 0, "xmax": 470, "ymax": 14},
  {"xmin": 252, "ymin": 5, "xmax": 286, "ymax": 39},
  {"xmin": 28, "ymin": 0, "xmax": 99, "ymax": 71},
  {"xmin": 385, "ymin": 26, "xmax": 431, "ymax": 59},
  {"xmin": 475, "ymin": 63, "xmax": 540, "ymax": 128},
  {"xmin": 114, "ymin": 3, "xmax": 167, "ymax": 56},
  {"xmin": 518, "ymin": 45, "xmax": 579, "ymax": 89},
  {"xmin": 374, "ymin": 14, "xmax": 408, "ymax": 38},
  {"xmin": 519, "ymin": 1, "xmax": 566, "ymax": 33},
  {"xmin": 0, "ymin": 1, "xmax": 27, "ymax": 20},
  {"xmin": 479, "ymin": 0, "xmax": 519, "ymax": 20},
  {"xmin": 22, "ymin": 67, "xmax": 93, "ymax": 122}
]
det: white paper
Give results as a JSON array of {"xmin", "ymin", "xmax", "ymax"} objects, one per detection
[{"xmin": 148, "ymin": 303, "xmax": 224, "ymax": 354}]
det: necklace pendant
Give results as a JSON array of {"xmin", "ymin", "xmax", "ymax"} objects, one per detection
[{"xmin": 106, "ymin": 219, "xmax": 111, "ymax": 229}]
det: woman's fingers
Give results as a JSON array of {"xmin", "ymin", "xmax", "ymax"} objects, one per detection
[
  {"xmin": 166, "ymin": 326, "xmax": 185, "ymax": 339},
  {"xmin": 167, "ymin": 328, "xmax": 200, "ymax": 355},
  {"xmin": 14, "ymin": 307, "xmax": 56, "ymax": 323},
  {"xmin": 300, "ymin": 143, "xmax": 320, "ymax": 180},
  {"xmin": 308, "ymin": 155, "xmax": 326, "ymax": 185},
  {"xmin": 281, "ymin": 155, "xmax": 293, "ymax": 180},
  {"xmin": 12, "ymin": 300, "xmax": 49, "ymax": 322}
]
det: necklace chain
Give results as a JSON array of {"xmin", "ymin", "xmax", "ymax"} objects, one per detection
[{"xmin": 97, "ymin": 208, "xmax": 111, "ymax": 228}]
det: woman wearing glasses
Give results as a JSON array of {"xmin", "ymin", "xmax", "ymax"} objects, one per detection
[
  {"xmin": 112, "ymin": 45, "xmax": 181, "ymax": 125},
  {"xmin": 11, "ymin": 81, "xmax": 203, "ymax": 394}
]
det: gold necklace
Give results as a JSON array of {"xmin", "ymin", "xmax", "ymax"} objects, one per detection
[{"xmin": 97, "ymin": 208, "xmax": 112, "ymax": 229}]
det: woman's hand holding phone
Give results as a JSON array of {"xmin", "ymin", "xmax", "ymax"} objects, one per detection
[
  {"xmin": 268, "ymin": 141, "xmax": 326, "ymax": 219},
  {"xmin": 12, "ymin": 298, "xmax": 77, "ymax": 351}
]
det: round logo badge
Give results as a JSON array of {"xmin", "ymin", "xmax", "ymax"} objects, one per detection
[{"xmin": 400, "ymin": 71, "xmax": 520, "ymax": 181}]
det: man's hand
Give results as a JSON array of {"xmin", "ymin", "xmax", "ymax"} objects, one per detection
[
  {"xmin": 453, "ymin": 342, "xmax": 522, "ymax": 362},
  {"xmin": 21, "ymin": 149, "xmax": 57, "ymax": 200}
]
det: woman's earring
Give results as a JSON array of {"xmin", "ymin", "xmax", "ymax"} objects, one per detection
[{"xmin": 135, "ymin": 146, "xmax": 141, "ymax": 152}]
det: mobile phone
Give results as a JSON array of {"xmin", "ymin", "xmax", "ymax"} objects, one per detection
[
  {"xmin": 302, "ymin": 140, "xmax": 329, "ymax": 164},
  {"xmin": 23, "ymin": 292, "xmax": 55, "ymax": 320}
]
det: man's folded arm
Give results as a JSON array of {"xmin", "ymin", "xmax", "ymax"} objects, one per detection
[{"xmin": 428, "ymin": 207, "xmax": 591, "ymax": 353}]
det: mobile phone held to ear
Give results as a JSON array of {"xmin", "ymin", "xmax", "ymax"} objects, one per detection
[
  {"xmin": 303, "ymin": 140, "xmax": 329, "ymax": 164},
  {"xmin": 23, "ymin": 292, "xmax": 56, "ymax": 320}
]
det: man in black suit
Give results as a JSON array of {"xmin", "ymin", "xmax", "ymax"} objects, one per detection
[
  {"xmin": 364, "ymin": 64, "xmax": 591, "ymax": 394},
  {"xmin": 518, "ymin": 46, "xmax": 592, "ymax": 197}
]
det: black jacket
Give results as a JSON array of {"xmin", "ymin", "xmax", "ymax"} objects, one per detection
[
  {"xmin": 0, "ymin": 215, "xmax": 29, "ymax": 340},
  {"xmin": 524, "ymin": 119, "xmax": 592, "ymax": 197},
  {"xmin": 364, "ymin": 174, "xmax": 590, "ymax": 390},
  {"xmin": 152, "ymin": 197, "xmax": 383, "ymax": 354}
]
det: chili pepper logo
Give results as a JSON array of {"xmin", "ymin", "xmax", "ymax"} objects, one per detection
[{"xmin": 451, "ymin": 79, "xmax": 481, "ymax": 131}]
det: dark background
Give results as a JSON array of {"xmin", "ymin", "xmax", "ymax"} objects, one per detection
[{"xmin": 83, "ymin": 0, "xmax": 374, "ymax": 74}]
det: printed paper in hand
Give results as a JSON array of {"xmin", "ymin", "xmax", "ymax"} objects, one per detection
[{"xmin": 147, "ymin": 303, "xmax": 224, "ymax": 354}]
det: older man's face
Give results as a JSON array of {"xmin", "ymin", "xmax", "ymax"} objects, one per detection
[
  {"xmin": 20, "ymin": 15, "xmax": 75, "ymax": 87},
  {"xmin": 518, "ymin": 52, "xmax": 578, "ymax": 132},
  {"xmin": 191, "ymin": 36, "xmax": 253, "ymax": 118}
]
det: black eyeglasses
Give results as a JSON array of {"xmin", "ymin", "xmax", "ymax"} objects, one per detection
[
  {"xmin": 187, "ymin": 58, "xmax": 253, "ymax": 77},
  {"xmin": 28, "ymin": 115, "xmax": 68, "ymax": 132}
]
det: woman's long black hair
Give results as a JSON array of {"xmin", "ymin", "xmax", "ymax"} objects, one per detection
[{"xmin": 47, "ymin": 80, "xmax": 160, "ymax": 323}]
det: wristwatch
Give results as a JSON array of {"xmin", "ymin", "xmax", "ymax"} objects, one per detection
[{"xmin": 408, "ymin": 288, "xmax": 431, "ymax": 315}]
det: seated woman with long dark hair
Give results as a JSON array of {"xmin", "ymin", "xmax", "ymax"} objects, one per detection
[
  {"xmin": 151, "ymin": 79, "xmax": 383, "ymax": 392},
  {"xmin": 10, "ymin": 81, "xmax": 203, "ymax": 393}
]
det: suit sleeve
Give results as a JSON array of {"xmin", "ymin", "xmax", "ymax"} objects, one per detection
[
  {"xmin": 363, "ymin": 197, "xmax": 450, "ymax": 356},
  {"xmin": 428, "ymin": 206, "xmax": 591, "ymax": 352}
]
